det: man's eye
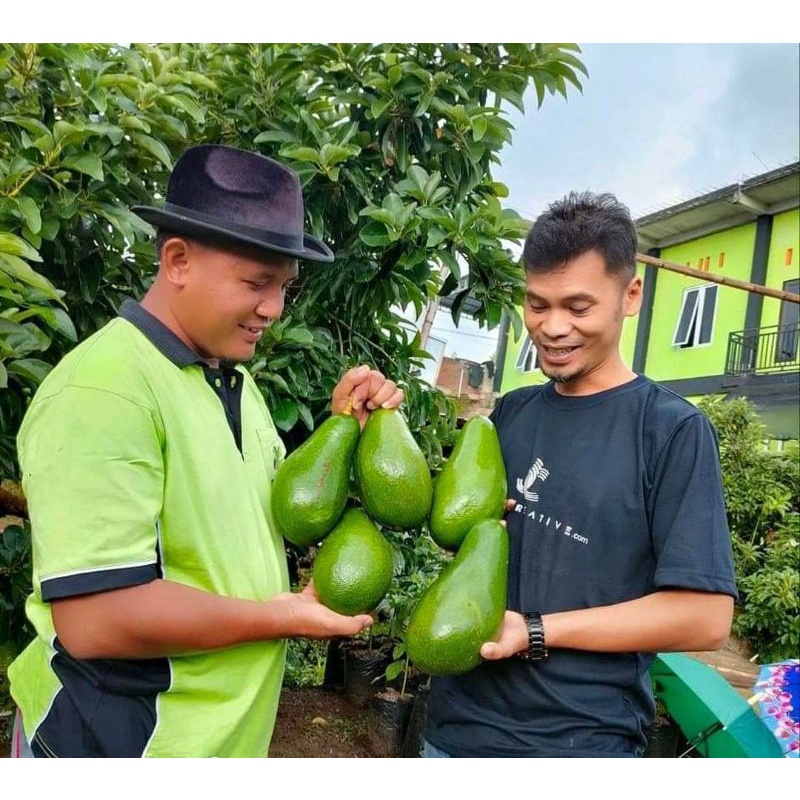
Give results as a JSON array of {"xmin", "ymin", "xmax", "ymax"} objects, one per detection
[
  {"xmin": 528, "ymin": 305, "xmax": 547, "ymax": 313},
  {"xmin": 246, "ymin": 281, "xmax": 267, "ymax": 290},
  {"xmin": 571, "ymin": 306, "xmax": 590, "ymax": 315}
]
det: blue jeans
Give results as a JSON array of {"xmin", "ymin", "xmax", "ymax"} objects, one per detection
[{"xmin": 422, "ymin": 739, "xmax": 452, "ymax": 758}]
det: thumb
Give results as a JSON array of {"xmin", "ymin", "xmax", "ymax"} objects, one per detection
[{"xmin": 480, "ymin": 642, "xmax": 502, "ymax": 660}]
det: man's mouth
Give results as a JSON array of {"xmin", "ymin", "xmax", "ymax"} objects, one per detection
[{"xmin": 540, "ymin": 344, "xmax": 579, "ymax": 356}]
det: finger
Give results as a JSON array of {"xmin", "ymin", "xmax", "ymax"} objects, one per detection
[
  {"xmin": 335, "ymin": 614, "xmax": 373, "ymax": 636},
  {"xmin": 331, "ymin": 365, "xmax": 371, "ymax": 413},
  {"xmin": 480, "ymin": 642, "xmax": 505, "ymax": 660},
  {"xmin": 381, "ymin": 388, "xmax": 404, "ymax": 410},
  {"xmin": 504, "ymin": 498, "xmax": 515, "ymax": 512},
  {"xmin": 301, "ymin": 579, "xmax": 318, "ymax": 598},
  {"xmin": 365, "ymin": 380, "xmax": 399, "ymax": 411},
  {"xmin": 349, "ymin": 369, "xmax": 382, "ymax": 412}
]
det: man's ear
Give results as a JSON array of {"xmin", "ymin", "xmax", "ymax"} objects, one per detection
[
  {"xmin": 623, "ymin": 274, "xmax": 643, "ymax": 317},
  {"xmin": 160, "ymin": 237, "xmax": 192, "ymax": 287}
]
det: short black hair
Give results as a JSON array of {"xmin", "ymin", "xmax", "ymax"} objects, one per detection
[{"xmin": 523, "ymin": 191, "xmax": 637, "ymax": 280}]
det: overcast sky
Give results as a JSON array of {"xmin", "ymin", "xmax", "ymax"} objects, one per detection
[{"xmin": 434, "ymin": 43, "xmax": 800, "ymax": 363}]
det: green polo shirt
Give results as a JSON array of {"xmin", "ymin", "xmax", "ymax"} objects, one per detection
[{"xmin": 9, "ymin": 301, "xmax": 289, "ymax": 757}]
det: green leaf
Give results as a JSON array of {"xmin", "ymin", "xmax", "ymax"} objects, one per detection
[
  {"xmin": 297, "ymin": 402, "xmax": 314, "ymax": 431},
  {"xmin": 0, "ymin": 116, "xmax": 51, "ymax": 139},
  {"xmin": 6, "ymin": 358, "xmax": 52, "ymax": 385},
  {"xmin": 385, "ymin": 661, "xmax": 405, "ymax": 682},
  {"xmin": 163, "ymin": 94, "xmax": 205, "ymax": 124},
  {"xmin": 438, "ymin": 250, "xmax": 462, "ymax": 279},
  {"xmin": 130, "ymin": 133, "xmax": 173, "ymax": 169},
  {"xmin": 16, "ymin": 196, "xmax": 41, "ymax": 235},
  {"xmin": 359, "ymin": 221, "xmax": 392, "ymax": 247},
  {"xmin": 253, "ymin": 130, "xmax": 296, "ymax": 144},
  {"xmin": 86, "ymin": 121, "xmax": 125, "ymax": 145},
  {"xmin": 270, "ymin": 397, "xmax": 299, "ymax": 431},
  {"xmin": 61, "ymin": 153, "xmax": 104, "ymax": 181},
  {"xmin": 0, "ymin": 361, "xmax": 7, "ymax": 389},
  {"xmin": 282, "ymin": 328, "xmax": 316, "ymax": 347},
  {"xmin": 52, "ymin": 308, "xmax": 78, "ymax": 342},
  {"xmin": 0, "ymin": 233, "xmax": 42, "ymax": 262},
  {"xmin": 319, "ymin": 143, "xmax": 359, "ymax": 168},
  {"xmin": 0, "ymin": 254, "xmax": 60, "ymax": 302},
  {"xmin": 279, "ymin": 145, "xmax": 322, "ymax": 165},
  {"xmin": 472, "ymin": 116, "xmax": 488, "ymax": 142}
]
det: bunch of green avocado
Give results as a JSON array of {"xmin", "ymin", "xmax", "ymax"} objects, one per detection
[
  {"xmin": 271, "ymin": 405, "xmax": 431, "ymax": 616},
  {"xmin": 270, "ymin": 403, "xmax": 509, "ymax": 677}
]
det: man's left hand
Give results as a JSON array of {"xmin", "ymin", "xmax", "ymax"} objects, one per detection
[
  {"xmin": 480, "ymin": 611, "xmax": 528, "ymax": 661},
  {"xmin": 331, "ymin": 365, "xmax": 403, "ymax": 426}
]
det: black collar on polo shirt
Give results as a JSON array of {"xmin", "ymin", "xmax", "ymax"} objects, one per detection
[
  {"xmin": 119, "ymin": 299, "xmax": 245, "ymax": 454},
  {"xmin": 119, "ymin": 299, "xmax": 206, "ymax": 369}
]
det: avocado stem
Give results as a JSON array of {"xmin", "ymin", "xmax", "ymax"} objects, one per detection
[
  {"xmin": 400, "ymin": 652, "xmax": 409, "ymax": 700},
  {"xmin": 342, "ymin": 395, "xmax": 355, "ymax": 416}
]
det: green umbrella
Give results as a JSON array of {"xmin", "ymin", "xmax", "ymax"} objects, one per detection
[{"xmin": 649, "ymin": 652, "xmax": 785, "ymax": 758}]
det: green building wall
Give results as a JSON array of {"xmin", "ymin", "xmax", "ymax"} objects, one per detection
[
  {"xmin": 645, "ymin": 224, "xmax": 757, "ymax": 382},
  {"xmin": 761, "ymin": 208, "xmax": 800, "ymax": 330}
]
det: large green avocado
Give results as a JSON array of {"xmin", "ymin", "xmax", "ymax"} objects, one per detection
[
  {"xmin": 270, "ymin": 412, "xmax": 360, "ymax": 547},
  {"xmin": 406, "ymin": 519, "xmax": 508, "ymax": 676},
  {"xmin": 354, "ymin": 408, "xmax": 432, "ymax": 529},
  {"xmin": 313, "ymin": 508, "xmax": 394, "ymax": 615},
  {"xmin": 429, "ymin": 415, "xmax": 507, "ymax": 550}
]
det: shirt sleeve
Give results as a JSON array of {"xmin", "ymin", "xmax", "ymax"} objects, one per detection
[
  {"xmin": 19, "ymin": 385, "xmax": 165, "ymax": 601},
  {"xmin": 648, "ymin": 412, "xmax": 738, "ymax": 599}
]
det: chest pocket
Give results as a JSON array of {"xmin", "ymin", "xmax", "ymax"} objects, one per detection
[{"xmin": 254, "ymin": 428, "xmax": 284, "ymax": 482}]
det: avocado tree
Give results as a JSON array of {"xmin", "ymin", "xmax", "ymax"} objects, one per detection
[{"xmin": 0, "ymin": 44, "xmax": 586, "ymax": 682}]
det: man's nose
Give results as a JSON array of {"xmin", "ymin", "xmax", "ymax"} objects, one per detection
[
  {"xmin": 538, "ymin": 309, "xmax": 572, "ymax": 339},
  {"xmin": 255, "ymin": 289, "xmax": 285, "ymax": 320}
]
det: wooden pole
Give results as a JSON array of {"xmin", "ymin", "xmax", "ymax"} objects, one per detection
[{"xmin": 636, "ymin": 253, "xmax": 800, "ymax": 304}]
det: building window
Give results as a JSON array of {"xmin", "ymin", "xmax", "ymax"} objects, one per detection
[
  {"xmin": 775, "ymin": 278, "xmax": 799, "ymax": 363},
  {"xmin": 515, "ymin": 338, "xmax": 538, "ymax": 372},
  {"xmin": 673, "ymin": 284, "xmax": 718, "ymax": 348}
]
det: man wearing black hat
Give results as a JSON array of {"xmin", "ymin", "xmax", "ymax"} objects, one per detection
[{"xmin": 8, "ymin": 145, "xmax": 401, "ymax": 758}]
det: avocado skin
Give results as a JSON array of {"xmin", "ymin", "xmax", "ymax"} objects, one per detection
[
  {"xmin": 429, "ymin": 415, "xmax": 507, "ymax": 550},
  {"xmin": 354, "ymin": 408, "xmax": 432, "ymax": 530},
  {"xmin": 271, "ymin": 413, "xmax": 360, "ymax": 547},
  {"xmin": 313, "ymin": 507, "xmax": 394, "ymax": 615},
  {"xmin": 406, "ymin": 519, "xmax": 508, "ymax": 676}
]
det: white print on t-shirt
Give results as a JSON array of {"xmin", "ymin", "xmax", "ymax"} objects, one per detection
[
  {"xmin": 515, "ymin": 457, "xmax": 549, "ymax": 502},
  {"xmin": 512, "ymin": 456, "xmax": 589, "ymax": 546},
  {"xmin": 511, "ymin": 504, "xmax": 590, "ymax": 546}
]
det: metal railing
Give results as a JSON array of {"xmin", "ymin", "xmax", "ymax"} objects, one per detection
[{"xmin": 725, "ymin": 322, "xmax": 800, "ymax": 376}]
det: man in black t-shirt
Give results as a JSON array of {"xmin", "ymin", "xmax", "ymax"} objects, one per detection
[{"xmin": 423, "ymin": 191, "xmax": 737, "ymax": 758}]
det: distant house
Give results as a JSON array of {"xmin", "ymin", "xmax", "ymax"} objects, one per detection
[
  {"xmin": 493, "ymin": 162, "xmax": 800, "ymax": 440},
  {"xmin": 434, "ymin": 356, "xmax": 495, "ymax": 419}
]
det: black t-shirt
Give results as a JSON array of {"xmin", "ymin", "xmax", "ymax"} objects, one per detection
[{"xmin": 425, "ymin": 375, "xmax": 738, "ymax": 757}]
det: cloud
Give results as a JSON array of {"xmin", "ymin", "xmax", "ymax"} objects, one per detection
[{"xmin": 496, "ymin": 44, "xmax": 799, "ymax": 221}]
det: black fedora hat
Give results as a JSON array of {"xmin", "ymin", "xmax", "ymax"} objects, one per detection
[{"xmin": 132, "ymin": 144, "xmax": 333, "ymax": 263}]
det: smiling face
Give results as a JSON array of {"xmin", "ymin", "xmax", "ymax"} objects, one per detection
[
  {"xmin": 524, "ymin": 249, "xmax": 642, "ymax": 395},
  {"xmin": 161, "ymin": 237, "xmax": 298, "ymax": 364}
]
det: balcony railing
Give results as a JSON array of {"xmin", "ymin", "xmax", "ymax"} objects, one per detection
[{"xmin": 725, "ymin": 322, "xmax": 800, "ymax": 376}]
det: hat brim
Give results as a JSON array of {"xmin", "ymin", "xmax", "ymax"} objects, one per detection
[{"xmin": 132, "ymin": 206, "xmax": 334, "ymax": 264}]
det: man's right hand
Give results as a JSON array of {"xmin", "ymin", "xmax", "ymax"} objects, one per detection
[
  {"xmin": 52, "ymin": 578, "xmax": 372, "ymax": 661},
  {"xmin": 269, "ymin": 580, "xmax": 373, "ymax": 638}
]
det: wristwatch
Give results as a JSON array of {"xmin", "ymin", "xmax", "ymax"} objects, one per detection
[{"xmin": 517, "ymin": 612, "xmax": 549, "ymax": 662}]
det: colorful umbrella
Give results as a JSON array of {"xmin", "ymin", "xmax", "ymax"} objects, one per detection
[
  {"xmin": 752, "ymin": 659, "xmax": 800, "ymax": 758},
  {"xmin": 649, "ymin": 652, "xmax": 785, "ymax": 758}
]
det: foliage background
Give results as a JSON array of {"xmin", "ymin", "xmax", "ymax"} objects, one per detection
[{"xmin": 0, "ymin": 43, "xmax": 585, "ymax": 693}]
